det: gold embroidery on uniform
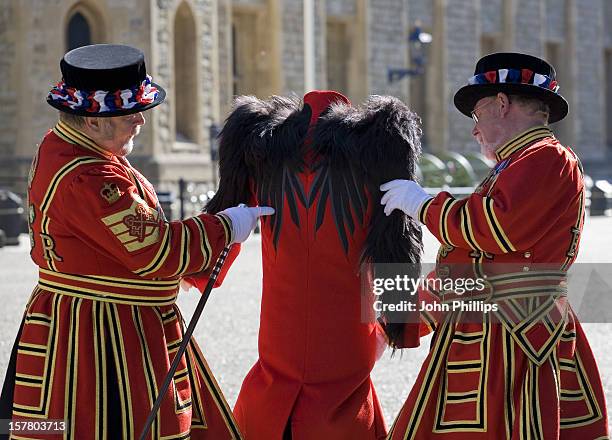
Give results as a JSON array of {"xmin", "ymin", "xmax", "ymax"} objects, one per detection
[
  {"xmin": 401, "ymin": 318, "xmax": 454, "ymax": 439},
  {"xmin": 39, "ymin": 156, "xmax": 107, "ymax": 271},
  {"xmin": 171, "ymin": 223, "xmax": 190, "ymax": 277},
  {"xmin": 64, "ymin": 297, "xmax": 82, "ymax": 439},
  {"xmin": 106, "ymin": 303, "xmax": 134, "ymax": 439},
  {"xmin": 100, "ymin": 182, "xmax": 123, "ymax": 204},
  {"xmin": 482, "ymin": 197, "xmax": 515, "ymax": 253},
  {"xmin": 28, "ymin": 146, "xmax": 40, "ymax": 189},
  {"xmin": 93, "ymin": 301, "xmax": 107, "ymax": 440},
  {"xmin": 439, "ymin": 244, "xmax": 454, "ymax": 259},
  {"xmin": 190, "ymin": 339, "xmax": 244, "ymax": 438},
  {"xmin": 566, "ymin": 227, "xmax": 580, "ymax": 258},
  {"xmin": 495, "ymin": 126, "xmax": 553, "ymax": 161},
  {"xmin": 12, "ymin": 295, "xmax": 61, "ymax": 418},
  {"xmin": 134, "ymin": 227, "xmax": 171, "ymax": 277},
  {"xmin": 192, "ymin": 216, "xmax": 212, "ymax": 271},
  {"xmin": 438, "ymin": 198, "xmax": 456, "ymax": 246},
  {"xmin": 559, "ymin": 352, "xmax": 603, "ymax": 428},
  {"xmin": 28, "ymin": 204, "xmax": 36, "ymax": 251},
  {"xmin": 562, "ymin": 190, "xmax": 584, "ymax": 271},
  {"xmin": 102, "ymin": 197, "xmax": 160, "ymax": 252},
  {"xmin": 418, "ymin": 198, "xmax": 434, "ymax": 224},
  {"xmin": 54, "ymin": 121, "xmax": 112, "ymax": 158},
  {"xmin": 123, "ymin": 206, "xmax": 159, "ymax": 241},
  {"xmin": 132, "ymin": 306, "xmax": 160, "ymax": 438},
  {"xmin": 433, "ymin": 316, "xmax": 490, "ymax": 432},
  {"xmin": 40, "ymin": 233, "xmax": 63, "ymax": 263}
]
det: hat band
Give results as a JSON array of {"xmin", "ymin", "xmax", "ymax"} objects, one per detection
[
  {"xmin": 48, "ymin": 75, "xmax": 159, "ymax": 114},
  {"xmin": 467, "ymin": 69, "xmax": 560, "ymax": 93}
]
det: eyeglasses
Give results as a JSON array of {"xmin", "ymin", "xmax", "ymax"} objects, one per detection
[{"xmin": 471, "ymin": 99, "xmax": 496, "ymax": 124}]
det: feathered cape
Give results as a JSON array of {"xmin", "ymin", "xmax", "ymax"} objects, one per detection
[{"xmin": 206, "ymin": 94, "xmax": 424, "ymax": 346}]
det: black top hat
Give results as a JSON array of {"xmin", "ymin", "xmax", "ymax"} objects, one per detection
[
  {"xmin": 453, "ymin": 52, "xmax": 568, "ymax": 123},
  {"xmin": 47, "ymin": 44, "xmax": 166, "ymax": 117}
]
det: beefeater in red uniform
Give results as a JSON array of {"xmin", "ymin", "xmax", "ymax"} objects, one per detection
[
  {"xmin": 380, "ymin": 53, "xmax": 609, "ymax": 439},
  {"xmin": 204, "ymin": 91, "xmax": 425, "ymax": 439},
  {"xmin": 0, "ymin": 44, "xmax": 273, "ymax": 440}
]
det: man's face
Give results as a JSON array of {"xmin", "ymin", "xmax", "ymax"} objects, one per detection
[
  {"xmin": 98, "ymin": 112, "xmax": 146, "ymax": 156},
  {"xmin": 470, "ymin": 95, "xmax": 506, "ymax": 161}
]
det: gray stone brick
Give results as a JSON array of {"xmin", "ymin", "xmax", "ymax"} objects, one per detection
[
  {"xmin": 605, "ymin": 0, "xmax": 612, "ymax": 48},
  {"xmin": 368, "ymin": 0, "xmax": 408, "ymax": 98},
  {"xmin": 481, "ymin": 0, "xmax": 503, "ymax": 35},
  {"xmin": 281, "ymin": 0, "xmax": 305, "ymax": 94},
  {"xmin": 546, "ymin": 0, "xmax": 566, "ymax": 42},
  {"xmin": 408, "ymin": 0, "xmax": 433, "ymax": 29},
  {"xmin": 514, "ymin": 0, "xmax": 544, "ymax": 56},
  {"xmin": 446, "ymin": 0, "xmax": 480, "ymax": 152},
  {"xmin": 326, "ymin": 0, "xmax": 355, "ymax": 18},
  {"xmin": 573, "ymin": 0, "xmax": 605, "ymax": 158}
]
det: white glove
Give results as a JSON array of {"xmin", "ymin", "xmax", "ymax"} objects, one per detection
[
  {"xmin": 380, "ymin": 179, "xmax": 432, "ymax": 219},
  {"xmin": 219, "ymin": 205, "xmax": 275, "ymax": 244}
]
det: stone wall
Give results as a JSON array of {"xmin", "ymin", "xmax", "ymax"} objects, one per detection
[
  {"xmin": 326, "ymin": 0, "xmax": 355, "ymax": 18},
  {"xmin": 368, "ymin": 0, "xmax": 408, "ymax": 99},
  {"xmin": 217, "ymin": 0, "xmax": 232, "ymax": 118},
  {"xmin": 2, "ymin": 0, "xmax": 611, "ymax": 195},
  {"xmin": 0, "ymin": 2, "xmax": 17, "ymax": 159},
  {"xmin": 409, "ymin": 0, "xmax": 433, "ymax": 28},
  {"xmin": 546, "ymin": 0, "xmax": 566, "ymax": 42},
  {"xmin": 573, "ymin": 0, "xmax": 605, "ymax": 159},
  {"xmin": 480, "ymin": 0, "xmax": 502, "ymax": 35},
  {"xmin": 513, "ymin": 0, "xmax": 545, "ymax": 56},
  {"xmin": 145, "ymin": 0, "xmax": 217, "ymax": 183},
  {"xmin": 445, "ymin": 0, "xmax": 479, "ymax": 152},
  {"xmin": 606, "ymin": 0, "xmax": 612, "ymax": 48}
]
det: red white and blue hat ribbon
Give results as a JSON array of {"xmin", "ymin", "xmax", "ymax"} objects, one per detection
[
  {"xmin": 48, "ymin": 75, "xmax": 159, "ymax": 114},
  {"xmin": 468, "ymin": 68, "xmax": 560, "ymax": 93}
]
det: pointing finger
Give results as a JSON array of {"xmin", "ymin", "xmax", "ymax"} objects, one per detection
[{"xmin": 254, "ymin": 206, "xmax": 275, "ymax": 216}]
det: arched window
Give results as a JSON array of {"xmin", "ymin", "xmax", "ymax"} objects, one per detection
[
  {"xmin": 67, "ymin": 12, "xmax": 91, "ymax": 50},
  {"xmin": 174, "ymin": 2, "xmax": 198, "ymax": 144},
  {"xmin": 65, "ymin": 3, "xmax": 105, "ymax": 52}
]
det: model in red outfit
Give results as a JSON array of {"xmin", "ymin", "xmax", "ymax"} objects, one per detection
[{"xmin": 206, "ymin": 91, "xmax": 424, "ymax": 439}]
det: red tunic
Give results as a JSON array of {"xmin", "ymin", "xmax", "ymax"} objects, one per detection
[
  {"xmin": 7, "ymin": 121, "xmax": 242, "ymax": 439},
  {"xmin": 388, "ymin": 126, "xmax": 609, "ymax": 439},
  {"xmin": 224, "ymin": 93, "xmax": 415, "ymax": 440},
  {"xmin": 233, "ymin": 169, "xmax": 386, "ymax": 440}
]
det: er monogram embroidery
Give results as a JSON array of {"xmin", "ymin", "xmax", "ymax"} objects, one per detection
[
  {"xmin": 101, "ymin": 196, "xmax": 161, "ymax": 252},
  {"xmin": 100, "ymin": 182, "xmax": 123, "ymax": 204},
  {"xmin": 123, "ymin": 204, "xmax": 159, "ymax": 242}
]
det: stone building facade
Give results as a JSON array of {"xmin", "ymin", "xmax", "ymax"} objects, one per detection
[{"xmin": 1, "ymin": 0, "xmax": 610, "ymax": 196}]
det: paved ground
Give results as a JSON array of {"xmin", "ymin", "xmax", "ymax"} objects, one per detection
[{"xmin": 1, "ymin": 217, "xmax": 611, "ymax": 429}]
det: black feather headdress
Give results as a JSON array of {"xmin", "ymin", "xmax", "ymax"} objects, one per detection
[{"xmin": 206, "ymin": 94, "xmax": 424, "ymax": 347}]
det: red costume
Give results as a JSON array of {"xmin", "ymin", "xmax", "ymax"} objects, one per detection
[
  {"xmin": 387, "ymin": 126, "xmax": 609, "ymax": 439},
  {"xmin": 2, "ymin": 121, "xmax": 242, "ymax": 439},
  {"xmin": 205, "ymin": 91, "xmax": 424, "ymax": 439}
]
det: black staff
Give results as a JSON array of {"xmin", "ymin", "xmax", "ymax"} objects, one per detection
[{"xmin": 139, "ymin": 245, "xmax": 232, "ymax": 440}]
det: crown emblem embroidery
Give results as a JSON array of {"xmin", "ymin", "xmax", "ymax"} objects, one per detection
[{"xmin": 100, "ymin": 182, "xmax": 123, "ymax": 204}]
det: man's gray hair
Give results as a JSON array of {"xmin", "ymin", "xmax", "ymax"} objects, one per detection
[
  {"xmin": 58, "ymin": 111, "xmax": 87, "ymax": 128},
  {"xmin": 509, "ymin": 94, "xmax": 550, "ymax": 123}
]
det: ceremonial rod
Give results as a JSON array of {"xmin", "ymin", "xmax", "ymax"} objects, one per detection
[{"xmin": 139, "ymin": 244, "xmax": 232, "ymax": 440}]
